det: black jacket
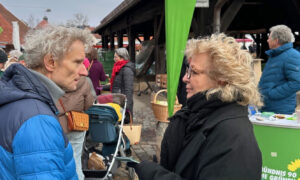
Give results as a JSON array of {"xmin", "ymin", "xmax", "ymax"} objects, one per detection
[
  {"xmin": 112, "ymin": 61, "xmax": 135, "ymax": 113},
  {"xmin": 134, "ymin": 92, "xmax": 262, "ymax": 180}
]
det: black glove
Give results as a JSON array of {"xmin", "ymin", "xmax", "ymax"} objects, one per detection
[{"xmin": 126, "ymin": 161, "xmax": 139, "ymax": 169}]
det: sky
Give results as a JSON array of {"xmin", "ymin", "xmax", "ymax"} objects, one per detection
[{"xmin": 1, "ymin": 0, "xmax": 124, "ymax": 27}]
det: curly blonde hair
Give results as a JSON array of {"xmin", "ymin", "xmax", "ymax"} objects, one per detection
[{"xmin": 185, "ymin": 33, "xmax": 263, "ymax": 107}]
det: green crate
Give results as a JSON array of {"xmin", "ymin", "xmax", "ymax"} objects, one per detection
[{"xmin": 98, "ymin": 50, "xmax": 115, "ymax": 78}]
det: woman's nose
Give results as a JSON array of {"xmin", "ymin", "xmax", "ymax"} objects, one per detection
[{"xmin": 182, "ymin": 73, "xmax": 189, "ymax": 83}]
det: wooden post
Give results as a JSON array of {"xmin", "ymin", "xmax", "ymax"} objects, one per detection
[
  {"xmin": 144, "ymin": 33, "xmax": 150, "ymax": 41},
  {"xmin": 128, "ymin": 27, "xmax": 136, "ymax": 63},
  {"xmin": 102, "ymin": 34, "xmax": 108, "ymax": 50},
  {"xmin": 154, "ymin": 11, "xmax": 165, "ymax": 74},
  {"xmin": 110, "ymin": 33, "xmax": 115, "ymax": 50},
  {"xmin": 220, "ymin": 0, "xmax": 245, "ymax": 32},
  {"xmin": 117, "ymin": 31, "xmax": 123, "ymax": 48}
]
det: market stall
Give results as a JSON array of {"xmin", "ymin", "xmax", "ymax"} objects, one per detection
[{"xmin": 250, "ymin": 115, "xmax": 300, "ymax": 180}]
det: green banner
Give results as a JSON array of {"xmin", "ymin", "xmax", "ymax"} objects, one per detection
[
  {"xmin": 253, "ymin": 124, "xmax": 300, "ymax": 179},
  {"xmin": 0, "ymin": 27, "xmax": 3, "ymax": 35},
  {"xmin": 165, "ymin": 0, "xmax": 196, "ymax": 116}
]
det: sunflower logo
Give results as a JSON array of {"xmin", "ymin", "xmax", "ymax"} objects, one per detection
[
  {"xmin": 288, "ymin": 159, "xmax": 300, "ymax": 172},
  {"xmin": 288, "ymin": 159, "xmax": 300, "ymax": 179}
]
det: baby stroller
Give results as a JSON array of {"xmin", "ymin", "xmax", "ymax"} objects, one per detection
[{"xmin": 82, "ymin": 93, "xmax": 135, "ymax": 180}]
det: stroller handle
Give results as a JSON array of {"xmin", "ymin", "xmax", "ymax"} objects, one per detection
[{"xmin": 97, "ymin": 93, "xmax": 127, "ymax": 108}]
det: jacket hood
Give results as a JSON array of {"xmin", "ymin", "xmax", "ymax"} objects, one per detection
[
  {"xmin": 265, "ymin": 43, "xmax": 293, "ymax": 57},
  {"xmin": 124, "ymin": 61, "xmax": 136, "ymax": 74},
  {"xmin": 0, "ymin": 64, "xmax": 58, "ymax": 113}
]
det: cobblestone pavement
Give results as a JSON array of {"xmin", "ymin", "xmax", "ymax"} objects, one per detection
[{"xmin": 113, "ymin": 92, "xmax": 159, "ymax": 179}]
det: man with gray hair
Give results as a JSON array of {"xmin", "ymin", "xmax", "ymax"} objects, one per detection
[
  {"xmin": 0, "ymin": 25, "xmax": 94, "ymax": 179},
  {"xmin": 259, "ymin": 25, "xmax": 300, "ymax": 114}
]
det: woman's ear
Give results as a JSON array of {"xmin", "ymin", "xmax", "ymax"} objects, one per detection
[
  {"xmin": 44, "ymin": 54, "xmax": 55, "ymax": 72},
  {"xmin": 218, "ymin": 80, "xmax": 227, "ymax": 86}
]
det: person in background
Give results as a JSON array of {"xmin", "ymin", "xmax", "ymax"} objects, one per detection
[
  {"xmin": 3, "ymin": 50, "xmax": 23, "ymax": 70},
  {"xmin": 128, "ymin": 33, "xmax": 262, "ymax": 180},
  {"xmin": 259, "ymin": 25, "xmax": 300, "ymax": 114},
  {"xmin": 87, "ymin": 48, "xmax": 106, "ymax": 95},
  {"xmin": 0, "ymin": 25, "xmax": 94, "ymax": 179},
  {"xmin": 0, "ymin": 49, "xmax": 8, "ymax": 78},
  {"xmin": 83, "ymin": 57, "xmax": 90, "ymax": 69},
  {"xmin": 8, "ymin": 49, "xmax": 23, "ymax": 60},
  {"xmin": 111, "ymin": 47, "xmax": 135, "ymax": 123},
  {"xmin": 57, "ymin": 76, "xmax": 96, "ymax": 180}
]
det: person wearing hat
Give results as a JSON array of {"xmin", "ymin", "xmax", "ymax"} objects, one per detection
[{"xmin": 0, "ymin": 48, "xmax": 8, "ymax": 78}]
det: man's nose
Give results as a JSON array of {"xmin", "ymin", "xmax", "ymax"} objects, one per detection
[{"xmin": 79, "ymin": 63, "xmax": 88, "ymax": 76}]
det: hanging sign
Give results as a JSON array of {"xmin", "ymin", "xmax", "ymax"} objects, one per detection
[{"xmin": 196, "ymin": 0, "xmax": 209, "ymax": 8}]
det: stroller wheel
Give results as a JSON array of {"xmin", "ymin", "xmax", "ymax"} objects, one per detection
[{"xmin": 125, "ymin": 148, "xmax": 132, "ymax": 156}]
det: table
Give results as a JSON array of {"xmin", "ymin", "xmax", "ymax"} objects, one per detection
[{"xmin": 250, "ymin": 116, "xmax": 300, "ymax": 180}]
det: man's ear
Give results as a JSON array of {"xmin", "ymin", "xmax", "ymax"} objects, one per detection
[{"xmin": 44, "ymin": 54, "xmax": 55, "ymax": 72}]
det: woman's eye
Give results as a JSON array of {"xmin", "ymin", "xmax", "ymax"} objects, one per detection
[{"xmin": 191, "ymin": 70, "xmax": 198, "ymax": 75}]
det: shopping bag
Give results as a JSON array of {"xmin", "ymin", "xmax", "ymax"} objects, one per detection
[{"xmin": 123, "ymin": 124, "xmax": 142, "ymax": 145}]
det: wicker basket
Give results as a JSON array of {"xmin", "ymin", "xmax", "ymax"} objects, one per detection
[{"xmin": 151, "ymin": 89, "xmax": 182, "ymax": 122}]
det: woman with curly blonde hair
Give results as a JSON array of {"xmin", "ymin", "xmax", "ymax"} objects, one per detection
[{"xmin": 129, "ymin": 33, "xmax": 262, "ymax": 180}]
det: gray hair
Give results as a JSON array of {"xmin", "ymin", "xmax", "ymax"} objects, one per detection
[
  {"xmin": 115, "ymin": 48, "xmax": 130, "ymax": 60},
  {"xmin": 270, "ymin": 25, "xmax": 295, "ymax": 45},
  {"xmin": 23, "ymin": 25, "xmax": 95, "ymax": 69}
]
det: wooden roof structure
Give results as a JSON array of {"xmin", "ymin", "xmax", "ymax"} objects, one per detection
[{"xmin": 93, "ymin": 0, "xmax": 300, "ymax": 74}]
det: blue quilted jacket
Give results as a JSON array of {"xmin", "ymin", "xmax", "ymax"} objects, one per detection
[
  {"xmin": 0, "ymin": 64, "xmax": 78, "ymax": 179},
  {"xmin": 259, "ymin": 43, "xmax": 300, "ymax": 114}
]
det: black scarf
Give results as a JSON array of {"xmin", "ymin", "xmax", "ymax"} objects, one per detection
[{"xmin": 160, "ymin": 92, "xmax": 228, "ymax": 171}]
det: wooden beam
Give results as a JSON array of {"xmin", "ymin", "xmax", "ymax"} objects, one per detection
[
  {"xmin": 99, "ymin": 2, "xmax": 162, "ymax": 36},
  {"xmin": 154, "ymin": 10, "xmax": 165, "ymax": 74},
  {"xmin": 291, "ymin": 0, "xmax": 300, "ymax": 17},
  {"xmin": 129, "ymin": 7, "xmax": 162, "ymax": 27},
  {"xmin": 102, "ymin": 34, "xmax": 109, "ymax": 49},
  {"xmin": 137, "ymin": 36, "xmax": 142, "ymax": 43},
  {"xmin": 221, "ymin": 0, "xmax": 245, "ymax": 32},
  {"xmin": 226, "ymin": 28, "xmax": 266, "ymax": 34},
  {"xmin": 191, "ymin": 15, "xmax": 199, "ymax": 37},
  {"xmin": 110, "ymin": 33, "xmax": 115, "ymax": 50},
  {"xmin": 144, "ymin": 33, "xmax": 150, "ymax": 40},
  {"xmin": 117, "ymin": 31, "xmax": 123, "ymax": 48},
  {"xmin": 128, "ymin": 27, "xmax": 136, "ymax": 63}
]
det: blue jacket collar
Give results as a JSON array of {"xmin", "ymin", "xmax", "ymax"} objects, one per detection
[
  {"xmin": 0, "ymin": 64, "xmax": 62, "ymax": 114},
  {"xmin": 265, "ymin": 43, "xmax": 293, "ymax": 57}
]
